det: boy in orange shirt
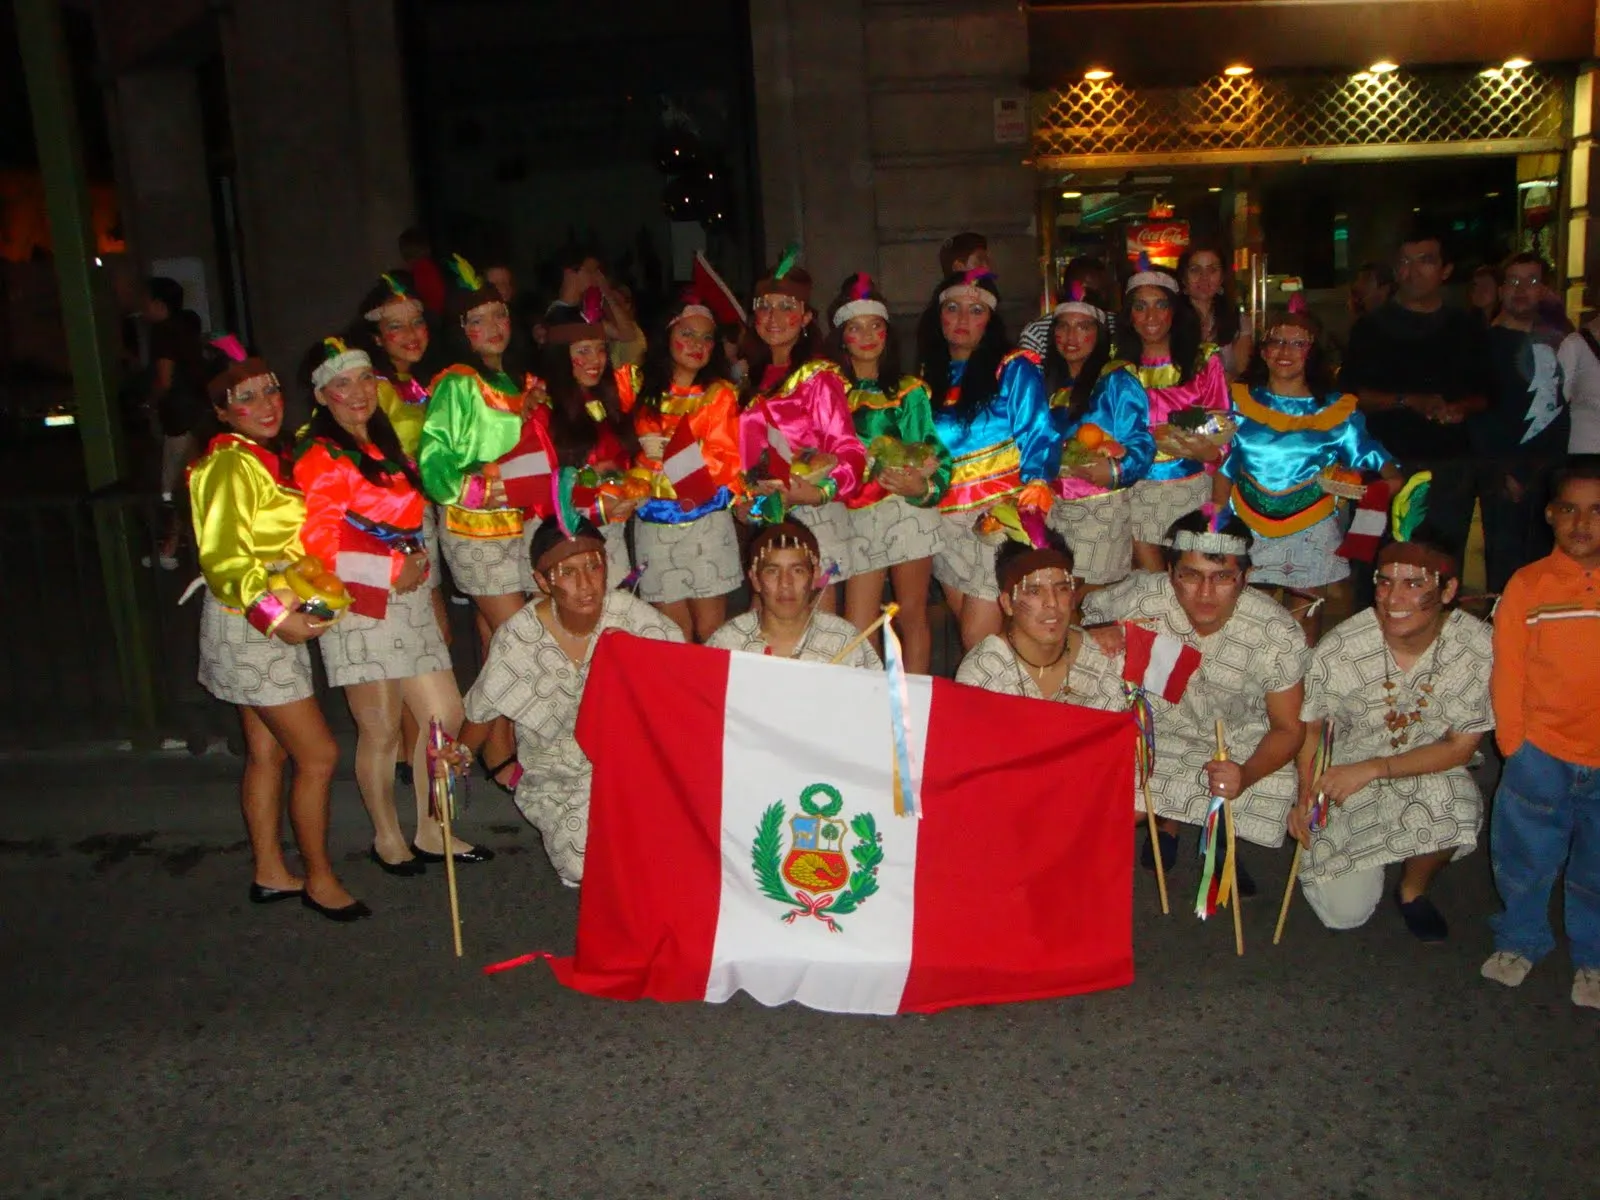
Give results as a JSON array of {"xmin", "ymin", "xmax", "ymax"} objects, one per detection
[{"xmin": 1483, "ymin": 456, "xmax": 1600, "ymax": 1008}]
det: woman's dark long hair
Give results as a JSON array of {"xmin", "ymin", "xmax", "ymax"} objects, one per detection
[
  {"xmin": 738, "ymin": 268, "xmax": 821, "ymax": 407},
  {"xmin": 540, "ymin": 330, "xmax": 640, "ymax": 469},
  {"xmin": 638, "ymin": 298, "xmax": 733, "ymax": 405},
  {"xmin": 1116, "ymin": 278, "xmax": 1203, "ymax": 384},
  {"xmin": 916, "ymin": 272, "xmax": 1009, "ymax": 424},
  {"xmin": 1042, "ymin": 304, "xmax": 1112, "ymax": 424},
  {"xmin": 1241, "ymin": 318, "xmax": 1336, "ymax": 399},
  {"xmin": 1177, "ymin": 244, "xmax": 1241, "ymax": 346},
  {"xmin": 294, "ymin": 342, "xmax": 425, "ymax": 491},
  {"xmin": 348, "ymin": 270, "xmax": 447, "ymax": 385},
  {"xmin": 435, "ymin": 286, "xmax": 535, "ymax": 386},
  {"xmin": 822, "ymin": 274, "xmax": 903, "ymax": 387}
]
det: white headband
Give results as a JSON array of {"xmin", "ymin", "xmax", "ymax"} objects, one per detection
[
  {"xmin": 1127, "ymin": 271, "xmax": 1180, "ymax": 294},
  {"xmin": 938, "ymin": 285, "xmax": 998, "ymax": 310},
  {"xmin": 668, "ymin": 304, "xmax": 716, "ymax": 328},
  {"xmin": 1053, "ymin": 301, "xmax": 1106, "ymax": 325},
  {"xmin": 312, "ymin": 348, "xmax": 372, "ymax": 390},
  {"xmin": 832, "ymin": 299, "xmax": 890, "ymax": 327},
  {"xmin": 1170, "ymin": 529, "xmax": 1250, "ymax": 557},
  {"xmin": 363, "ymin": 295, "xmax": 424, "ymax": 323}
]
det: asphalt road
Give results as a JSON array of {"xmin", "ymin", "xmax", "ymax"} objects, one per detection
[{"xmin": 3, "ymin": 751, "xmax": 1596, "ymax": 1200}]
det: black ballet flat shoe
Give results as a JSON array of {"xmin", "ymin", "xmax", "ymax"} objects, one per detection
[
  {"xmin": 249, "ymin": 882, "xmax": 304, "ymax": 905},
  {"xmin": 1394, "ymin": 888, "xmax": 1449, "ymax": 942},
  {"xmin": 368, "ymin": 846, "xmax": 426, "ymax": 877},
  {"xmin": 301, "ymin": 893, "xmax": 373, "ymax": 923},
  {"xmin": 410, "ymin": 842, "xmax": 496, "ymax": 865}
]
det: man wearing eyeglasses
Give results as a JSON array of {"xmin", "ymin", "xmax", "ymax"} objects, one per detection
[
  {"xmin": 1083, "ymin": 510, "xmax": 1308, "ymax": 892},
  {"xmin": 1475, "ymin": 253, "xmax": 1571, "ymax": 591},
  {"xmin": 1341, "ymin": 227, "xmax": 1491, "ymax": 570}
]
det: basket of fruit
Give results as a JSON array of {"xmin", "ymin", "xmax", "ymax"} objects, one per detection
[
  {"xmin": 791, "ymin": 448, "xmax": 838, "ymax": 486},
  {"xmin": 867, "ymin": 436, "xmax": 937, "ymax": 478},
  {"xmin": 270, "ymin": 556, "xmax": 350, "ymax": 622},
  {"xmin": 1151, "ymin": 407, "xmax": 1237, "ymax": 458},
  {"xmin": 1317, "ymin": 465, "xmax": 1368, "ymax": 500}
]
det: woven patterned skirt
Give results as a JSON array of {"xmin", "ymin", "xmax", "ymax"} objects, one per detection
[
  {"xmin": 932, "ymin": 511, "xmax": 1000, "ymax": 601},
  {"xmin": 1046, "ymin": 489, "xmax": 1133, "ymax": 585},
  {"xmin": 1130, "ymin": 472, "xmax": 1211, "ymax": 545},
  {"xmin": 317, "ymin": 578, "xmax": 453, "ymax": 688},
  {"xmin": 846, "ymin": 497, "xmax": 944, "ymax": 575},
  {"xmin": 439, "ymin": 512, "xmax": 535, "ymax": 597},
  {"xmin": 790, "ymin": 500, "xmax": 855, "ymax": 582},
  {"xmin": 197, "ymin": 592, "xmax": 314, "ymax": 708},
  {"xmin": 634, "ymin": 510, "xmax": 742, "ymax": 602}
]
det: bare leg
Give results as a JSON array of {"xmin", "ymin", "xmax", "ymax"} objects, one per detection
[
  {"xmin": 957, "ymin": 595, "xmax": 1001, "ymax": 651},
  {"xmin": 253, "ymin": 696, "xmax": 353, "ymax": 910},
  {"xmin": 404, "ymin": 669, "xmax": 472, "ymax": 855},
  {"xmin": 398, "ymin": 705, "xmax": 419, "ymax": 775},
  {"xmin": 687, "ymin": 595, "xmax": 728, "ymax": 643},
  {"xmin": 888, "ymin": 557, "xmax": 935, "ymax": 674},
  {"xmin": 655, "ymin": 598, "xmax": 694, "ymax": 642},
  {"xmin": 430, "ymin": 587, "xmax": 453, "ymax": 646},
  {"xmin": 237, "ymin": 706, "xmax": 298, "ymax": 890},
  {"xmin": 474, "ymin": 591, "xmax": 526, "ymax": 784},
  {"xmin": 1132, "ymin": 541, "xmax": 1165, "ymax": 573},
  {"xmin": 940, "ymin": 581, "xmax": 965, "ymax": 621},
  {"xmin": 1398, "ymin": 848, "xmax": 1455, "ymax": 903},
  {"xmin": 844, "ymin": 569, "xmax": 888, "ymax": 633},
  {"xmin": 344, "ymin": 679, "xmax": 411, "ymax": 864}
]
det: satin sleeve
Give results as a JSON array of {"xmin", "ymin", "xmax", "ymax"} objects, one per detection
[
  {"xmin": 190, "ymin": 448, "xmax": 279, "ymax": 611},
  {"xmin": 377, "ymin": 378, "xmax": 427, "ymax": 460},
  {"xmin": 1102, "ymin": 369, "xmax": 1155, "ymax": 486},
  {"xmin": 802, "ymin": 367, "xmax": 867, "ymax": 499},
  {"xmin": 1333, "ymin": 404, "xmax": 1395, "ymax": 473},
  {"xmin": 615, "ymin": 365, "xmax": 642, "ymax": 415},
  {"xmin": 291, "ymin": 442, "xmax": 353, "ymax": 571},
  {"xmin": 1195, "ymin": 352, "xmax": 1230, "ymax": 413},
  {"xmin": 896, "ymin": 378, "xmax": 951, "ymax": 506},
  {"xmin": 419, "ymin": 370, "xmax": 482, "ymax": 505},
  {"xmin": 1001, "ymin": 355, "xmax": 1060, "ymax": 484},
  {"xmin": 688, "ymin": 381, "xmax": 747, "ymax": 492}
]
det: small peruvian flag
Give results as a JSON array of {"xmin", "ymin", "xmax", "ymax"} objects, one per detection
[
  {"xmin": 1122, "ymin": 623, "xmax": 1203, "ymax": 705},
  {"xmin": 692, "ymin": 251, "xmax": 748, "ymax": 328},
  {"xmin": 661, "ymin": 419, "xmax": 719, "ymax": 505},
  {"xmin": 337, "ymin": 523, "xmax": 396, "ymax": 620},
  {"xmin": 756, "ymin": 416, "xmax": 793, "ymax": 486},
  {"xmin": 1337, "ymin": 481, "xmax": 1391, "ymax": 562}
]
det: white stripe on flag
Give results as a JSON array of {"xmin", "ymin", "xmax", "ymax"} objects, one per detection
[
  {"xmin": 338, "ymin": 549, "xmax": 393, "ymax": 590},
  {"xmin": 1144, "ymin": 632, "xmax": 1183, "ymax": 697},
  {"xmin": 708, "ymin": 654, "xmax": 932, "ymax": 1014},
  {"xmin": 1347, "ymin": 506, "xmax": 1387, "ymax": 538},
  {"xmin": 499, "ymin": 450, "xmax": 550, "ymax": 481},
  {"xmin": 766, "ymin": 422, "xmax": 792, "ymax": 462},
  {"xmin": 662, "ymin": 440, "xmax": 706, "ymax": 483}
]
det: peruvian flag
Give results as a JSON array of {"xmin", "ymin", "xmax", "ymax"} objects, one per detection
[
  {"xmin": 1122, "ymin": 623, "xmax": 1202, "ymax": 705},
  {"xmin": 1338, "ymin": 481, "xmax": 1391, "ymax": 562},
  {"xmin": 496, "ymin": 412, "xmax": 557, "ymax": 513},
  {"xmin": 660, "ymin": 419, "xmax": 719, "ymax": 505},
  {"xmin": 543, "ymin": 635, "xmax": 1134, "ymax": 1014},
  {"xmin": 336, "ymin": 522, "xmax": 396, "ymax": 620},
  {"xmin": 692, "ymin": 251, "xmax": 748, "ymax": 328},
  {"xmin": 754, "ymin": 413, "xmax": 793, "ymax": 485}
]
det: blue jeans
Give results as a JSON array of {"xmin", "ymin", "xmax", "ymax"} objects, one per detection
[{"xmin": 1490, "ymin": 741, "xmax": 1600, "ymax": 968}]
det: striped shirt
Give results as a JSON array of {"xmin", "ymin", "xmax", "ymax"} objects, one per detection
[{"xmin": 1492, "ymin": 548, "xmax": 1600, "ymax": 766}]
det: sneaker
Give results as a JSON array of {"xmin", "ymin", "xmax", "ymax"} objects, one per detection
[
  {"xmin": 1394, "ymin": 889, "xmax": 1449, "ymax": 942},
  {"xmin": 1573, "ymin": 968, "xmax": 1600, "ymax": 1009},
  {"xmin": 1481, "ymin": 951, "xmax": 1534, "ymax": 988},
  {"xmin": 1140, "ymin": 829, "xmax": 1179, "ymax": 874}
]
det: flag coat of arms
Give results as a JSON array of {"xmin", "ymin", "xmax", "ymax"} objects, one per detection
[{"xmin": 549, "ymin": 635, "xmax": 1135, "ymax": 1015}]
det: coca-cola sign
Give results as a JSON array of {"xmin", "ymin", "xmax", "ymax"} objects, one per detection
[{"xmin": 1126, "ymin": 221, "xmax": 1191, "ymax": 263}]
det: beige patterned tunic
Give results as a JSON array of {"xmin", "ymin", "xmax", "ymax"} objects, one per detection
[
  {"xmin": 463, "ymin": 593, "xmax": 684, "ymax": 883},
  {"xmin": 1299, "ymin": 608, "xmax": 1494, "ymax": 882},
  {"xmin": 955, "ymin": 634, "xmax": 1129, "ymax": 712},
  {"xmin": 1081, "ymin": 572, "xmax": 1309, "ymax": 846},
  {"xmin": 704, "ymin": 611, "xmax": 882, "ymax": 669}
]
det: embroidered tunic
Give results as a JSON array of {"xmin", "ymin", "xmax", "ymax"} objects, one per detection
[
  {"xmin": 1299, "ymin": 609, "xmax": 1494, "ymax": 881},
  {"xmin": 463, "ymin": 599, "xmax": 684, "ymax": 883},
  {"xmin": 1134, "ymin": 348, "xmax": 1230, "ymax": 483},
  {"xmin": 930, "ymin": 349, "xmax": 1058, "ymax": 512},
  {"xmin": 1222, "ymin": 384, "xmax": 1393, "ymax": 538},
  {"xmin": 705, "ymin": 611, "xmax": 882, "ymax": 669},
  {"xmin": 1048, "ymin": 361, "xmax": 1156, "ymax": 500},
  {"xmin": 737, "ymin": 359, "xmax": 865, "ymax": 501},
  {"xmin": 955, "ymin": 634, "xmax": 1128, "ymax": 711},
  {"xmin": 845, "ymin": 374, "xmax": 951, "ymax": 509},
  {"xmin": 188, "ymin": 433, "xmax": 306, "ymax": 631},
  {"xmin": 1082, "ymin": 572, "xmax": 1309, "ymax": 846}
]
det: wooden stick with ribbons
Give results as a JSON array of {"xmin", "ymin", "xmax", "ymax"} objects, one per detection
[
  {"xmin": 1275, "ymin": 721, "xmax": 1333, "ymax": 945},
  {"xmin": 429, "ymin": 718, "xmax": 465, "ymax": 958},
  {"xmin": 828, "ymin": 602, "xmax": 899, "ymax": 666},
  {"xmin": 1216, "ymin": 719, "xmax": 1244, "ymax": 957}
]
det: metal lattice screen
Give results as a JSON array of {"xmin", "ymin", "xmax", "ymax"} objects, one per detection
[{"xmin": 1033, "ymin": 67, "xmax": 1568, "ymax": 166}]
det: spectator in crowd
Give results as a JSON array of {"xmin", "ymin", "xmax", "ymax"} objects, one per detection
[
  {"xmin": 143, "ymin": 275, "xmax": 208, "ymax": 569},
  {"xmin": 939, "ymin": 231, "xmax": 989, "ymax": 278},
  {"xmin": 1020, "ymin": 255, "xmax": 1119, "ymax": 356},
  {"xmin": 1340, "ymin": 226, "xmax": 1491, "ymax": 566},
  {"xmin": 1473, "ymin": 253, "xmax": 1570, "ymax": 592},
  {"xmin": 545, "ymin": 248, "xmax": 645, "ymax": 365},
  {"xmin": 1347, "ymin": 262, "xmax": 1394, "ymax": 319},
  {"xmin": 1468, "ymin": 264, "xmax": 1500, "ymax": 330},
  {"xmin": 1557, "ymin": 302, "xmax": 1600, "ymax": 454}
]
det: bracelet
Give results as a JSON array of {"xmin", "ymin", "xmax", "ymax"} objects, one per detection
[
  {"xmin": 1107, "ymin": 457, "xmax": 1122, "ymax": 489},
  {"xmin": 246, "ymin": 591, "xmax": 290, "ymax": 637},
  {"xmin": 460, "ymin": 475, "xmax": 489, "ymax": 509},
  {"xmin": 816, "ymin": 476, "xmax": 839, "ymax": 503}
]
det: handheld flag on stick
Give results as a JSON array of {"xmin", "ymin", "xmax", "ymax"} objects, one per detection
[
  {"xmin": 691, "ymin": 251, "xmax": 748, "ymax": 327},
  {"xmin": 1125, "ymin": 680, "xmax": 1169, "ymax": 915},
  {"xmin": 1337, "ymin": 482, "xmax": 1391, "ymax": 562},
  {"xmin": 882, "ymin": 609, "xmax": 920, "ymax": 818},
  {"xmin": 1122, "ymin": 624, "xmax": 1203, "ymax": 705},
  {"xmin": 428, "ymin": 718, "xmax": 465, "ymax": 958}
]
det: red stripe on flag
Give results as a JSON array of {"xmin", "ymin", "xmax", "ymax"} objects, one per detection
[
  {"xmin": 549, "ymin": 634, "xmax": 729, "ymax": 1001},
  {"xmin": 899, "ymin": 683, "xmax": 1134, "ymax": 1012}
]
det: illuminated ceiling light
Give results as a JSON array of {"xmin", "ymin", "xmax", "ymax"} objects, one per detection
[
  {"xmin": 1061, "ymin": 190, "xmax": 1083, "ymax": 199},
  {"xmin": 1503, "ymin": 57, "xmax": 1531, "ymax": 70},
  {"xmin": 1351, "ymin": 71, "xmax": 1374, "ymax": 83},
  {"xmin": 1084, "ymin": 67, "xmax": 1114, "ymax": 81},
  {"xmin": 1207, "ymin": 186, "xmax": 1223, "ymax": 193},
  {"xmin": 1368, "ymin": 60, "xmax": 1399, "ymax": 74},
  {"xmin": 1485, "ymin": 190, "xmax": 1501, "ymax": 198},
  {"xmin": 1479, "ymin": 67, "xmax": 1501, "ymax": 78},
  {"xmin": 1222, "ymin": 64, "xmax": 1253, "ymax": 77}
]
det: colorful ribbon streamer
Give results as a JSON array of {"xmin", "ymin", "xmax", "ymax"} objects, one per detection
[
  {"xmin": 884, "ymin": 616, "xmax": 920, "ymax": 818},
  {"xmin": 1124, "ymin": 683, "xmax": 1156, "ymax": 787},
  {"xmin": 1308, "ymin": 722, "xmax": 1335, "ymax": 833},
  {"xmin": 1194, "ymin": 793, "xmax": 1225, "ymax": 920}
]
